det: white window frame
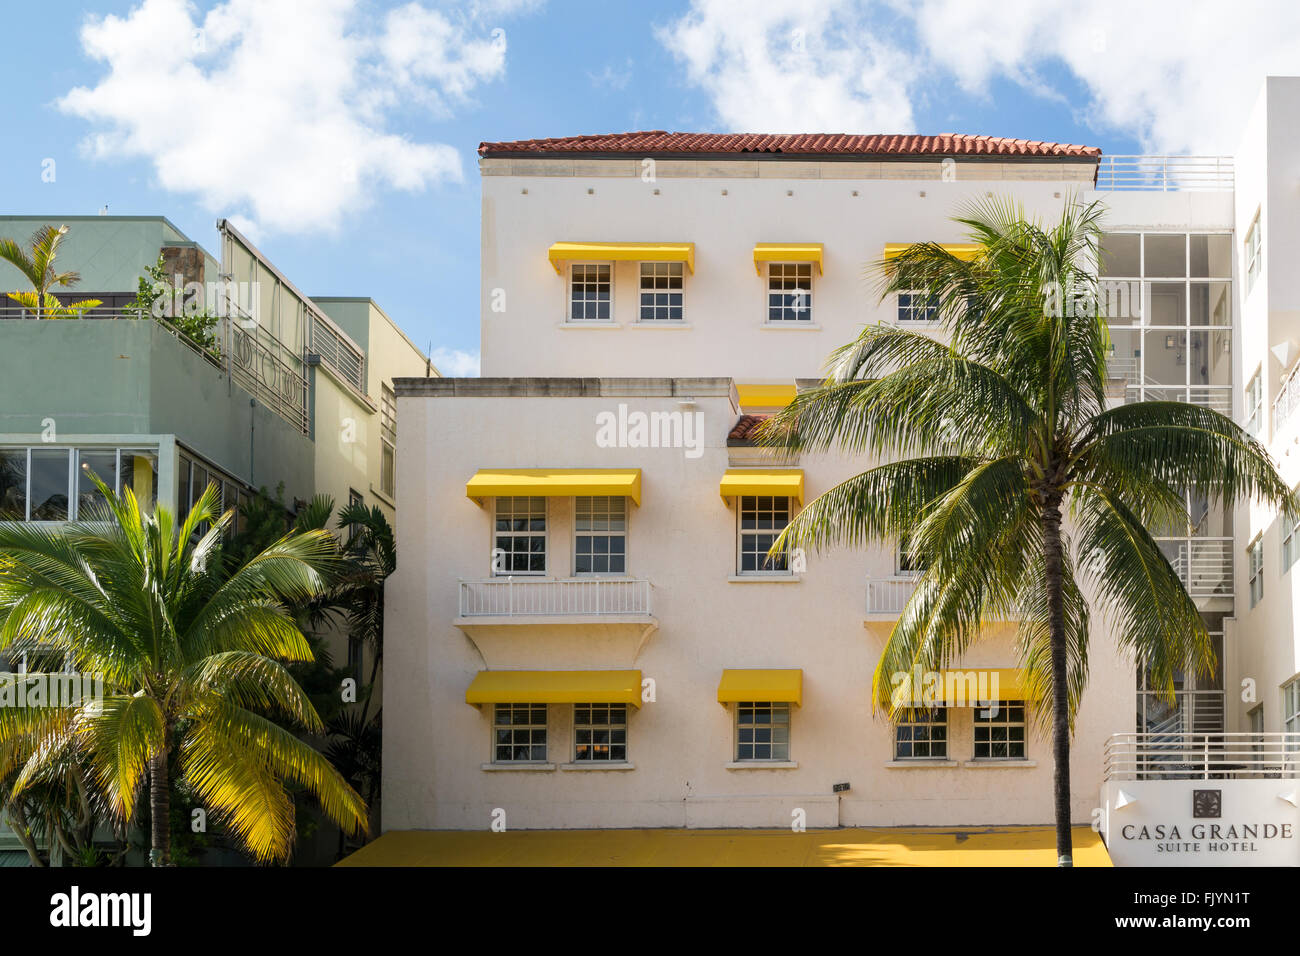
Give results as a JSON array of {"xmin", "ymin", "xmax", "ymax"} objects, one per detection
[
  {"xmin": 567, "ymin": 261, "xmax": 613, "ymax": 323},
  {"xmin": 1248, "ymin": 537, "xmax": 1264, "ymax": 608},
  {"xmin": 637, "ymin": 261, "xmax": 684, "ymax": 322},
  {"xmin": 734, "ymin": 701, "xmax": 791, "ymax": 762},
  {"xmin": 573, "ymin": 495, "xmax": 627, "ymax": 576},
  {"xmin": 492, "ymin": 702, "xmax": 548, "ymax": 764},
  {"xmin": 1283, "ymin": 679, "xmax": 1300, "ymax": 736},
  {"xmin": 1245, "ymin": 212, "xmax": 1262, "ymax": 293},
  {"xmin": 573, "ymin": 703, "xmax": 628, "ymax": 762},
  {"xmin": 894, "ymin": 707, "xmax": 948, "ymax": 760},
  {"xmin": 1283, "ymin": 507, "xmax": 1300, "ymax": 575},
  {"xmin": 1245, "ymin": 367, "xmax": 1262, "ymax": 437},
  {"xmin": 972, "ymin": 700, "xmax": 1028, "ymax": 760},
  {"xmin": 765, "ymin": 262, "xmax": 813, "ymax": 324},
  {"xmin": 896, "ymin": 290, "xmax": 939, "ymax": 324},
  {"xmin": 492, "ymin": 496, "xmax": 547, "ymax": 576},
  {"xmin": 1, "ymin": 445, "xmax": 164, "ymax": 523},
  {"xmin": 380, "ymin": 383, "xmax": 397, "ymax": 497},
  {"xmin": 736, "ymin": 495, "xmax": 793, "ymax": 575}
]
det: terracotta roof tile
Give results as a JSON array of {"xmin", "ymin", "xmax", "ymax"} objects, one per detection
[
  {"xmin": 728, "ymin": 414, "xmax": 771, "ymax": 443},
  {"xmin": 479, "ymin": 131, "xmax": 1100, "ymax": 160}
]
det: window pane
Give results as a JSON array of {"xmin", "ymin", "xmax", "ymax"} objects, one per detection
[
  {"xmin": 1189, "ymin": 235, "xmax": 1231, "ymax": 278},
  {"xmin": 1144, "ymin": 235, "xmax": 1186, "ymax": 277},
  {"xmin": 29, "ymin": 449, "xmax": 70, "ymax": 521},
  {"xmin": 0, "ymin": 449, "xmax": 27, "ymax": 520},
  {"xmin": 120, "ymin": 450, "xmax": 159, "ymax": 511},
  {"xmin": 76, "ymin": 449, "xmax": 117, "ymax": 519},
  {"xmin": 1100, "ymin": 234, "xmax": 1140, "ymax": 277}
]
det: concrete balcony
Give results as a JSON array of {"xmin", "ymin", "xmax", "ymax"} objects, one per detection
[{"xmin": 454, "ymin": 578, "xmax": 658, "ymax": 669}]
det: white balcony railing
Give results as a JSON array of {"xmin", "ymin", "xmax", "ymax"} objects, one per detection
[
  {"xmin": 1095, "ymin": 156, "xmax": 1234, "ymax": 192},
  {"xmin": 866, "ymin": 576, "xmax": 919, "ymax": 614},
  {"xmin": 1104, "ymin": 733, "xmax": 1300, "ymax": 781},
  {"xmin": 458, "ymin": 578, "xmax": 653, "ymax": 617},
  {"xmin": 1158, "ymin": 537, "xmax": 1233, "ymax": 598},
  {"xmin": 1274, "ymin": 360, "xmax": 1300, "ymax": 435}
]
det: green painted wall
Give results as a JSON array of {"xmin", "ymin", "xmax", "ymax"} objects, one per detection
[{"xmin": 0, "ymin": 216, "xmax": 219, "ymax": 295}]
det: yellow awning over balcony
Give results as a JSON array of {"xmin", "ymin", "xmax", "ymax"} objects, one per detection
[
  {"xmin": 719, "ymin": 468, "xmax": 804, "ymax": 504},
  {"xmin": 466, "ymin": 468, "xmax": 642, "ymax": 505},
  {"xmin": 883, "ymin": 242, "xmax": 981, "ymax": 261},
  {"xmin": 548, "ymin": 242, "xmax": 695, "ymax": 274},
  {"xmin": 736, "ymin": 383, "xmax": 797, "ymax": 409},
  {"xmin": 753, "ymin": 243, "xmax": 824, "ymax": 275},
  {"xmin": 466, "ymin": 670, "xmax": 643, "ymax": 707},
  {"xmin": 717, "ymin": 669, "xmax": 803, "ymax": 707},
  {"xmin": 888, "ymin": 668, "xmax": 1028, "ymax": 707}
]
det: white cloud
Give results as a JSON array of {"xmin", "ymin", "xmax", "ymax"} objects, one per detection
[
  {"xmin": 661, "ymin": 0, "xmax": 1300, "ymax": 153},
  {"xmin": 430, "ymin": 346, "xmax": 481, "ymax": 376},
  {"xmin": 59, "ymin": 0, "xmax": 523, "ymax": 234}
]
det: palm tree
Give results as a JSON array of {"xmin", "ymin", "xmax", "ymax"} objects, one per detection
[
  {"xmin": 0, "ymin": 473, "xmax": 369, "ymax": 864},
  {"xmin": 760, "ymin": 197, "xmax": 1294, "ymax": 866},
  {"xmin": 0, "ymin": 224, "xmax": 101, "ymax": 319}
]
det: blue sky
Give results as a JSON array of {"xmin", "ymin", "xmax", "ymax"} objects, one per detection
[{"xmin": 2, "ymin": 0, "xmax": 1296, "ymax": 374}]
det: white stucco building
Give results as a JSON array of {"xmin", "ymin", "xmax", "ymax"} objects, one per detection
[{"xmin": 382, "ymin": 80, "xmax": 1300, "ymax": 846}]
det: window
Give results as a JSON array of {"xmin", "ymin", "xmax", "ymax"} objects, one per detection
[
  {"xmin": 1282, "ymin": 679, "xmax": 1300, "ymax": 736},
  {"xmin": 766, "ymin": 263, "xmax": 812, "ymax": 323},
  {"xmin": 380, "ymin": 383, "xmax": 396, "ymax": 497},
  {"xmin": 897, "ymin": 535, "xmax": 925, "ymax": 575},
  {"xmin": 574, "ymin": 496, "xmax": 626, "ymax": 574},
  {"xmin": 738, "ymin": 495, "xmax": 791, "ymax": 574},
  {"xmin": 1249, "ymin": 538, "xmax": 1264, "ymax": 608},
  {"xmin": 176, "ymin": 449, "xmax": 240, "ymax": 526},
  {"xmin": 573, "ymin": 703, "xmax": 627, "ymax": 762},
  {"xmin": 0, "ymin": 446, "xmax": 161, "ymax": 522},
  {"xmin": 1283, "ymin": 509, "xmax": 1300, "ymax": 574},
  {"xmin": 897, "ymin": 291, "xmax": 939, "ymax": 323},
  {"xmin": 1245, "ymin": 368, "xmax": 1262, "ymax": 437},
  {"xmin": 735, "ymin": 701, "xmax": 790, "ymax": 761},
  {"xmin": 1245, "ymin": 213, "xmax": 1262, "ymax": 292},
  {"xmin": 568, "ymin": 263, "xmax": 611, "ymax": 321},
  {"xmin": 1249, "ymin": 704, "xmax": 1264, "ymax": 734},
  {"xmin": 639, "ymin": 262, "xmax": 683, "ymax": 321},
  {"xmin": 895, "ymin": 707, "xmax": 947, "ymax": 759},
  {"xmin": 493, "ymin": 703, "xmax": 547, "ymax": 762},
  {"xmin": 973, "ymin": 700, "xmax": 1028, "ymax": 759},
  {"xmin": 494, "ymin": 496, "xmax": 546, "ymax": 574}
]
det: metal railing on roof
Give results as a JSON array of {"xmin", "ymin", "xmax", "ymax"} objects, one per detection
[{"xmin": 1095, "ymin": 156, "xmax": 1234, "ymax": 192}]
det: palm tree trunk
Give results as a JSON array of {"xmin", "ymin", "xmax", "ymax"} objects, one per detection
[
  {"xmin": 148, "ymin": 727, "xmax": 171, "ymax": 866},
  {"xmin": 1041, "ymin": 502, "xmax": 1073, "ymax": 866}
]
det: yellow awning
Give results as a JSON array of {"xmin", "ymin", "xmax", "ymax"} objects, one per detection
[
  {"xmin": 736, "ymin": 383, "xmax": 797, "ymax": 409},
  {"xmin": 467, "ymin": 468, "xmax": 641, "ymax": 505},
  {"xmin": 719, "ymin": 469, "xmax": 804, "ymax": 504},
  {"xmin": 466, "ymin": 670, "xmax": 643, "ymax": 707},
  {"xmin": 883, "ymin": 242, "xmax": 981, "ymax": 262},
  {"xmin": 717, "ymin": 669, "xmax": 803, "ymax": 706},
  {"xmin": 888, "ymin": 668, "xmax": 1028, "ymax": 707},
  {"xmin": 548, "ymin": 242, "xmax": 695, "ymax": 274},
  {"xmin": 753, "ymin": 243, "xmax": 824, "ymax": 275}
]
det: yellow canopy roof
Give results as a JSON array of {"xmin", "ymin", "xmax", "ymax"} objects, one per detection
[
  {"xmin": 888, "ymin": 668, "xmax": 1028, "ymax": 707},
  {"xmin": 548, "ymin": 242, "xmax": 695, "ymax": 274},
  {"xmin": 717, "ymin": 669, "xmax": 803, "ymax": 706},
  {"xmin": 466, "ymin": 670, "xmax": 643, "ymax": 707},
  {"xmin": 753, "ymin": 243, "xmax": 824, "ymax": 275},
  {"xmin": 883, "ymin": 242, "xmax": 981, "ymax": 262},
  {"xmin": 736, "ymin": 383, "xmax": 797, "ymax": 409},
  {"xmin": 467, "ymin": 468, "xmax": 641, "ymax": 505},
  {"xmin": 719, "ymin": 468, "xmax": 804, "ymax": 504}
]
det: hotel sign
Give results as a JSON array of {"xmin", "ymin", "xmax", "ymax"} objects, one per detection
[{"xmin": 1102, "ymin": 780, "xmax": 1300, "ymax": 867}]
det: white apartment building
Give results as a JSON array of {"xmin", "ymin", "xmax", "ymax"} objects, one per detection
[{"xmin": 383, "ymin": 78, "xmax": 1300, "ymax": 849}]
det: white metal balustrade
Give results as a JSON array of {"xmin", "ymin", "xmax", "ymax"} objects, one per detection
[
  {"xmin": 1159, "ymin": 537, "xmax": 1233, "ymax": 597},
  {"xmin": 458, "ymin": 578, "xmax": 653, "ymax": 617},
  {"xmin": 1104, "ymin": 733, "xmax": 1300, "ymax": 780},
  {"xmin": 1095, "ymin": 156, "xmax": 1234, "ymax": 192},
  {"xmin": 866, "ymin": 576, "xmax": 919, "ymax": 614}
]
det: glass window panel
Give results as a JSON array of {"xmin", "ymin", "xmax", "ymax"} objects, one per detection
[
  {"xmin": 1145, "ymin": 282, "xmax": 1187, "ymax": 326},
  {"xmin": 1106, "ymin": 328, "xmax": 1141, "ymax": 386},
  {"xmin": 1142, "ymin": 330, "xmax": 1188, "ymax": 386},
  {"xmin": 29, "ymin": 449, "xmax": 70, "ymax": 521},
  {"xmin": 76, "ymin": 449, "xmax": 117, "ymax": 518},
  {"xmin": 0, "ymin": 449, "xmax": 27, "ymax": 520},
  {"xmin": 1144, "ymin": 235, "xmax": 1186, "ymax": 277},
  {"xmin": 120, "ymin": 450, "xmax": 159, "ymax": 511},
  {"xmin": 1189, "ymin": 235, "xmax": 1232, "ymax": 278},
  {"xmin": 1100, "ymin": 234, "xmax": 1140, "ymax": 277},
  {"xmin": 1189, "ymin": 281, "xmax": 1232, "ymax": 327},
  {"xmin": 177, "ymin": 456, "xmax": 192, "ymax": 520}
]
